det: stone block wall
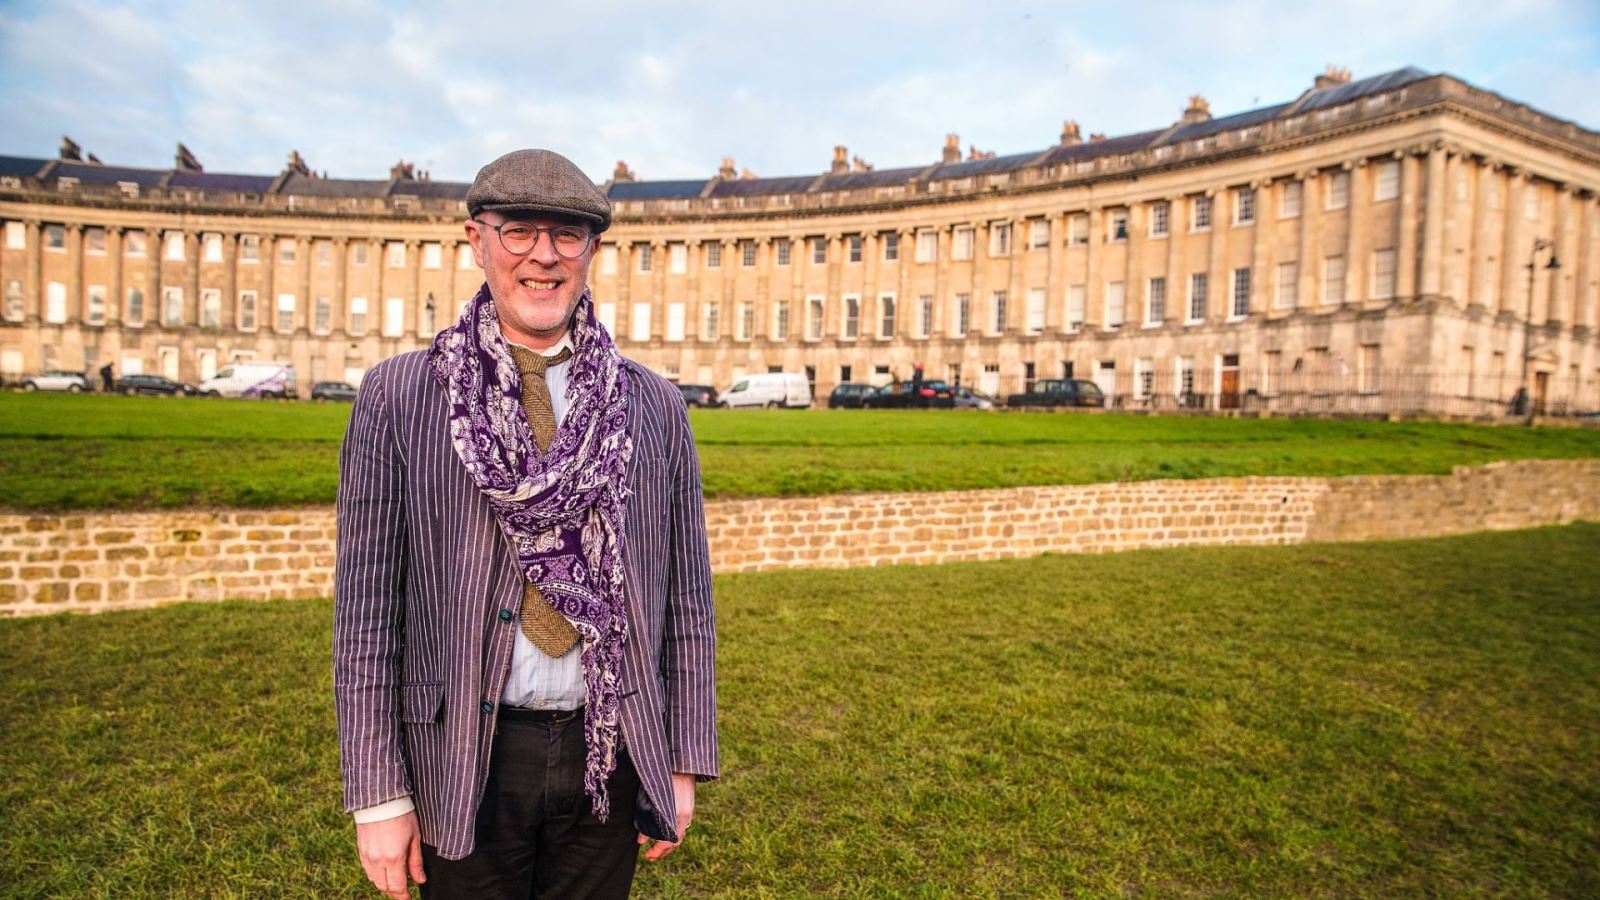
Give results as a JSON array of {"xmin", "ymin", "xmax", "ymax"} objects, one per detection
[{"xmin": 1, "ymin": 459, "xmax": 1596, "ymax": 616}]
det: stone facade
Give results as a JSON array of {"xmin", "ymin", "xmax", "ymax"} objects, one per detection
[
  {"xmin": 3, "ymin": 459, "xmax": 1596, "ymax": 617},
  {"xmin": 3, "ymin": 67, "xmax": 1600, "ymax": 414}
]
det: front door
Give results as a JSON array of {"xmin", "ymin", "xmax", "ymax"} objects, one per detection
[
  {"xmin": 1220, "ymin": 354, "xmax": 1241, "ymax": 409},
  {"xmin": 1534, "ymin": 371, "xmax": 1549, "ymax": 416}
]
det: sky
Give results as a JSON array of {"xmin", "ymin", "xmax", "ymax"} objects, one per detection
[{"xmin": 2, "ymin": 0, "xmax": 1598, "ymax": 184}]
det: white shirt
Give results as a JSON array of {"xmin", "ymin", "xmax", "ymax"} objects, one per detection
[{"xmin": 354, "ymin": 333, "xmax": 584, "ymax": 826}]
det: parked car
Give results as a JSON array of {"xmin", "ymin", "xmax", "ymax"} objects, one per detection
[
  {"xmin": 197, "ymin": 362, "xmax": 297, "ymax": 399},
  {"xmin": 1006, "ymin": 379, "xmax": 1106, "ymax": 408},
  {"xmin": 952, "ymin": 386, "xmax": 997, "ymax": 410},
  {"xmin": 863, "ymin": 379, "xmax": 957, "ymax": 409},
  {"xmin": 722, "ymin": 372, "xmax": 812, "ymax": 409},
  {"xmin": 828, "ymin": 383, "xmax": 875, "ymax": 409},
  {"xmin": 677, "ymin": 383, "xmax": 720, "ymax": 407},
  {"xmin": 117, "ymin": 374, "xmax": 195, "ymax": 396},
  {"xmin": 311, "ymin": 381, "xmax": 358, "ymax": 401},
  {"xmin": 20, "ymin": 370, "xmax": 91, "ymax": 393}
]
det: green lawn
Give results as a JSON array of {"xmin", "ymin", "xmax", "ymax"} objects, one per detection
[
  {"xmin": 2, "ymin": 526, "xmax": 1597, "ymax": 897},
  {"xmin": 3, "ymin": 392, "xmax": 1599, "ymax": 510}
]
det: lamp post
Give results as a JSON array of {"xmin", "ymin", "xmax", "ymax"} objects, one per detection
[{"xmin": 1519, "ymin": 238, "xmax": 1560, "ymax": 424}]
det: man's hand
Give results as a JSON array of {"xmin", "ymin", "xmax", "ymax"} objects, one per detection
[
  {"xmin": 356, "ymin": 811, "xmax": 426, "ymax": 899},
  {"xmin": 638, "ymin": 772, "xmax": 697, "ymax": 861}
]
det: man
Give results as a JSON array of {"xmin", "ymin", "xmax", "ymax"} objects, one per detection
[
  {"xmin": 99, "ymin": 361, "xmax": 114, "ymax": 393},
  {"xmin": 334, "ymin": 148, "xmax": 718, "ymax": 899}
]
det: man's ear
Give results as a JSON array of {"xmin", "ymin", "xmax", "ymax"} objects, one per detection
[{"xmin": 464, "ymin": 219, "xmax": 487, "ymax": 269}]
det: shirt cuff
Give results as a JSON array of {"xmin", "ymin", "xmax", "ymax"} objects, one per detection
[{"xmin": 352, "ymin": 796, "xmax": 414, "ymax": 824}]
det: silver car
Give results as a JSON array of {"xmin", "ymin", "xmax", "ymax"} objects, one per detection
[
  {"xmin": 952, "ymin": 386, "xmax": 996, "ymax": 410},
  {"xmin": 20, "ymin": 370, "xmax": 91, "ymax": 393}
]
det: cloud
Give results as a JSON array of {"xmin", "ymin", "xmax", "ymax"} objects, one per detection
[{"xmin": 1, "ymin": 0, "xmax": 1595, "ymax": 182}]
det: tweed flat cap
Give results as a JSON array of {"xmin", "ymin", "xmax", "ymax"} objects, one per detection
[{"xmin": 467, "ymin": 149, "xmax": 611, "ymax": 233}]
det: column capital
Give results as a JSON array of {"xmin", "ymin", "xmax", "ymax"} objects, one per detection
[
  {"xmin": 332, "ymin": 235, "xmax": 349, "ymax": 247},
  {"xmin": 1295, "ymin": 169, "xmax": 1318, "ymax": 182},
  {"xmin": 66, "ymin": 222, "xmax": 84, "ymax": 234},
  {"xmin": 756, "ymin": 236, "xmax": 772, "ymax": 246}
]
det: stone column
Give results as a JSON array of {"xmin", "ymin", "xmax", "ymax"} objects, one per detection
[
  {"xmin": 367, "ymin": 238, "xmax": 381, "ymax": 333},
  {"xmin": 1576, "ymin": 194, "xmax": 1598, "ymax": 332},
  {"xmin": 185, "ymin": 232, "xmax": 201, "ymax": 323},
  {"xmin": 298, "ymin": 235, "xmax": 314, "ymax": 333},
  {"xmin": 1343, "ymin": 160, "xmax": 1369, "ymax": 306},
  {"xmin": 1296, "ymin": 174, "xmax": 1318, "ymax": 309},
  {"xmin": 65, "ymin": 224, "xmax": 83, "ymax": 324},
  {"xmin": 1469, "ymin": 159, "xmax": 1496, "ymax": 311},
  {"xmin": 934, "ymin": 225, "xmax": 947, "ymax": 334},
  {"xmin": 106, "ymin": 227, "xmax": 123, "ymax": 327},
  {"xmin": 1395, "ymin": 151, "xmax": 1420, "ymax": 302},
  {"xmin": 1248, "ymin": 180, "xmax": 1269, "ymax": 316},
  {"xmin": 1205, "ymin": 191, "xmax": 1226, "ymax": 321},
  {"xmin": 24, "ymin": 220, "xmax": 42, "ymax": 323},
  {"xmin": 751, "ymin": 238, "xmax": 770, "ymax": 343},
  {"xmin": 895, "ymin": 230, "xmax": 911, "ymax": 339},
  {"xmin": 1553, "ymin": 186, "xmax": 1578, "ymax": 327},
  {"xmin": 826, "ymin": 233, "xmax": 844, "ymax": 339},
  {"xmin": 261, "ymin": 233, "xmax": 277, "ymax": 330},
  {"xmin": 222, "ymin": 233, "xmax": 238, "ymax": 329},
  {"xmin": 859, "ymin": 232, "xmax": 878, "ymax": 341},
  {"xmin": 1119, "ymin": 206, "xmax": 1142, "ymax": 326},
  {"xmin": 405, "ymin": 239, "xmax": 422, "ymax": 338},
  {"xmin": 1006, "ymin": 218, "xmax": 1025, "ymax": 333},
  {"xmin": 146, "ymin": 228, "xmax": 162, "ymax": 325},
  {"xmin": 719, "ymin": 239, "xmax": 736, "ymax": 340},
  {"xmin": 784, "ymin": 234, "xmax": 803, "ymax": 341},
  {"xmin": 441, "ymin": 239, "xmax": 458, "ymax": 310},
  {"xmin": 1419, "ymin": 144, "xmax": 1447, "ymax": 298},
  {"xmin": 1501, "ymin": 170, "xmax": 1528, "ymax": 317},
  {"xmin": 1164, "ymin": 197, "xmax": 1185, "ymax": 321},
  {"xmin": 1045, "ymin": 213, "xmax": 1065, "ymax": 331},
  {"xmin": 971, "ymin": 221, "xmax": 991, "ymax": 333}
]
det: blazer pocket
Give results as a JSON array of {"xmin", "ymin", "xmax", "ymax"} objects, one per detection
[{"xmin": 401, "ymin": 681, "xmax": 445, "ymax": 724}]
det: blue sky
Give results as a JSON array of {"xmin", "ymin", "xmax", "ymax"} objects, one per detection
[{"xmin": 3, "ymin": 0, "xmax": 1597, "ymax": 183}]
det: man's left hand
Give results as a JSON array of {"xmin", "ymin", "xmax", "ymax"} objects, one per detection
[{"xmin": 638, "ymin": 772, "xmax": 696, "ymax": 861}]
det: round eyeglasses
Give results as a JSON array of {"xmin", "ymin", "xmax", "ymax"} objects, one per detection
[{"xmin": 473, "ymin": 219, "xmax": 594, "ymax": 259}]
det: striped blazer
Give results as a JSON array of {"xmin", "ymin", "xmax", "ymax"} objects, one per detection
[{"xmin": 333, "ymin": 349, "xmax": 718, "ymax": 861}]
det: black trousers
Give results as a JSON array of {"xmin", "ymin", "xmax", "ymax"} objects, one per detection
[{"xmin": 420, "ymin": 712, "xmax": 641, "ymax": 900}]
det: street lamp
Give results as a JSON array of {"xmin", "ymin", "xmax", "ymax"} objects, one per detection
[{"xmin": 1519, "ymin": 238, "xmax": 1560, "ymax": 424}]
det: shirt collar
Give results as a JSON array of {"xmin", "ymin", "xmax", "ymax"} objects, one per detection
[{"xmin": 507, "ymin": 332, "xmax": 573, "ymax": 364}]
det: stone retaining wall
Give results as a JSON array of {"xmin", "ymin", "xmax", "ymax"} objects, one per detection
[{"xmin": 3, "ymin": 459, "xmax": 1597, "ymax": 616}]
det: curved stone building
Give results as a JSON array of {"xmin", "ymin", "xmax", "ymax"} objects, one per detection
[{"xmin": 3, "ymin": 66, "xmax": 1598, "ymax": 414}]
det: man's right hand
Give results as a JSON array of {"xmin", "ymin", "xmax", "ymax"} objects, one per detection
[{"xmin": 356, "ymin": 811, "xmax": 426, "ymax": 899}]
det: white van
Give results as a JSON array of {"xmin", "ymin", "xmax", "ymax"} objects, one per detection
[
  {"xmin": 721, "ymin": 372, "xmax": 812, "ymax": 409},
  {"xmin": 197, "ymin": 362, "xmax": 298, "ymax": 399}
]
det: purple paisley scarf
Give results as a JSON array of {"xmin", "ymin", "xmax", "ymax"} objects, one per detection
[{"xmin": 428, "ymin": 283, "xmax": 633, "ymax": 820}]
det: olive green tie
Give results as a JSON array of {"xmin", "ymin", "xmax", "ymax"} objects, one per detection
[{"xmin": 508, "ymin": 344, "xmax": 578, "ymax": 658}]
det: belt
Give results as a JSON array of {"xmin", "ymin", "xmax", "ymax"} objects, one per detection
[{"xmin": 498, "ymin": 705, "xmax": 583, "ymax": 724}]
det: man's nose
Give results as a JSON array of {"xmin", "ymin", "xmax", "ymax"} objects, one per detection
[{"xmin": 525, "ymin": 230, "xmax": 561, "ymax": 264}]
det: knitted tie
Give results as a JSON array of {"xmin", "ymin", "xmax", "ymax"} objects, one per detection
[{"xmin": 508, "ymin": 344, "xmax": 578, "ymax": 657}]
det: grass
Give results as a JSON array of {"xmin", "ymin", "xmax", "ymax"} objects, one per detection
[
  {"xmin": 3, "ymin": 392, "xmax": 1599, "ymax": 510},
  {"xmin": 2, "ymin": 525, "xmax": 1597, "ymax": 897}
]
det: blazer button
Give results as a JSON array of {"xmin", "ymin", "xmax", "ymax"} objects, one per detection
[
  {"xmin": 498, "ymin": 609, "xmax": 513, "ymax": 622},
  {"xmin": 480, "ymin": 701, "xmax": 495, "ymax": 715}
]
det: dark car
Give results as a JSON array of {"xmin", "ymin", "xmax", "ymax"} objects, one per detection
[
  {"xmin": 677, "ymin": 383, "xmax": 720, "ymax": 407},
  {"xmin": 311, "ymin": 381, "xmax": 359, "ymax": 401},
  {"xmin": 1006, "ymin": 379, "xmax": 1106, "ymax": 408},
  {"xmin": 828, "ymin": 383, "xmax": 875, "ymax": 409},
  {"xmin": 863, "ymin": 380, "xmax": 957, "ymax": 409},
  {"xmin": 116, "ymin": 374, "xmax": 195, "ymax": 396}
]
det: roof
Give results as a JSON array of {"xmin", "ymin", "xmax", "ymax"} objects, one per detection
[
  {"xmin": 926, "ymin": 150, "xmax": 1042, "ymax": 180},
  {"xmin": 815, "ymin": 165, "xmax": 928, "ymax": 191},
  {"xmin": 279, "ymin": 172, "xmax": 390, "ymax": 198},
  {"xmin": 0, "ymin": 155, "xmax": 49, "ymax": 179},
  {"xmin": 1037, "ymin": 129, "xmax": 1164, "ymax": 166},
  {"xmin": 607, "ymin": 179, "xmax": 708, "ymax": 200},
  {"xmin": 1162, "ymin": 103, "xmax": 1291, "ymax": 144},
  {"xmin": 706, "ymin": 174, "xmax": 819, "ymax": 197},
  {"xmin": 1290, "ymin": 66, "xmax": 1432, "ymax": 114},
  {"xmin": 394, "ymin": 179, "xmax": 469, "ymax": 199},
  {"xmin": 52, "ymin": 161, "xmax": 167, "ymax": 187},
  {"xmin": 168, "ymin": 170, "xmax": 276, "ymax": 192}
]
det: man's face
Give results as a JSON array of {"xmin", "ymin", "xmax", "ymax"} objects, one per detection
[{"xmin": 466, "ymin": 211, "xmax": 599, "ymax": 349}]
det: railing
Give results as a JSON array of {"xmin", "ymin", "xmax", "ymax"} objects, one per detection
[{"xmin": 982, "ymin": 369, "xmax": 1600, "ymax": 419}]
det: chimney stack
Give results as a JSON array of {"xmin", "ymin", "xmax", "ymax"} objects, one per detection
[
  {"xmin": 285, "ymin": 150, "xmax": 311, "ymax": 176},
  {"xmin": 1059, "ymin": 120, "xmax": 1082, "ymax": 146},
  {"xmin": 851, "ymin": 155, "xmax": 873, "ymax": 173},
  {"xmin": 942, "ymin": 133, "xmax": 961, "ymax": 163},
  {"xmin": 718, "ymin": 156, "xmax": 737, "ymax": 179},
  {"xmin": 59, "ymin": 136, "xmax": 82, "ymax": 161},
  {"xmin": 1181, "ymin": 94, "xmax": 1212, "ymax": 125},
  {"xmin": 175, "ymin": 143, "xmax": 203, "ymax": 172},
  {"xmin": 612, "ymin": 160, "xmax": 636, "ymax": 183},
  {"xmin": 1314, "ymin": 64, "xmax": 1352, "ymax": 90},
  {"xmin": 831, "ymin": 145, "xmax": 849, "ymax": 174}
]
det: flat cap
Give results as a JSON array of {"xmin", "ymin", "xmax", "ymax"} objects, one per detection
[{"xmin": 467, "ymin": 148, "xmax": 612, "ymax": 233}]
